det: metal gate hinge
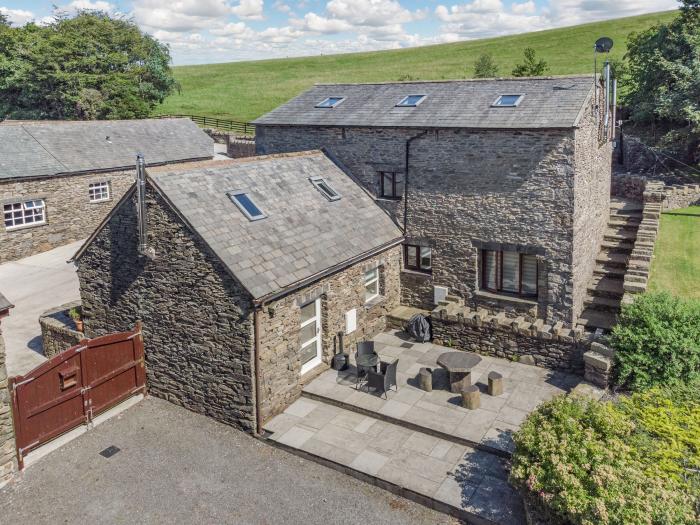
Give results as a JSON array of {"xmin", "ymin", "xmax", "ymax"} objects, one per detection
[{"xmin": 13, "ymin": 377, "xmax": 35, "ymax": 389}]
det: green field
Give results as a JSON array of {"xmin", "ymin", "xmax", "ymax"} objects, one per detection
[
  {"xmin": 155, "ymin": 10, "xmax": 677, "ymax": 122},
  {"xmin": 649, "ymin": 206, "xmax": 700, "ymax": 299}
]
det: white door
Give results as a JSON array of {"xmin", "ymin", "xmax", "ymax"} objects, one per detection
[{"xmin": 300, "ymin": 298, "xmax": 322, "ymax": 375}]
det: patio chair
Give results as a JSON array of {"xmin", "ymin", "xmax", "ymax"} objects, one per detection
[
  {"xmin": 366, "ymin": 359, "xmax": 399, "ymax": 398},
  {"xmin": 355, "ymin": 341, "xmax": 377, "ymax": 387}
]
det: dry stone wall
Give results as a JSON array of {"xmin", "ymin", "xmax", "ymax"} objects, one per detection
[
  {"xmin": 431, "ymin": 298, "xmax": 592, "ymax": 374},
  {"xmin": 663, "ymin": 183, "xmax": 700, "ymax": 210},
  {"xmin": 258, "ymin": 247, "xmax": 401, "ymax": 422},
  {"xmin": 0, "ymin": 170, "xmax": 134, "ymax": 263},
  {"xmin": 257, "ymin": 123, "xmax": 610, "ymax": 327},
  {"xmin": 0, "ymin": 320, "xmax": 16, "ymax": 488},
  {"xmin": 77, "ymin": 186, "xmax": 256, "ymax": 431},
  {"xmin": 39, "ymin": 301, "xmax": 83, "ymax": 358}
]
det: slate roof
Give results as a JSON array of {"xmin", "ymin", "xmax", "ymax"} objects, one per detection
[
  {"xmin": 0, "ymin": 118, "xmax": 214, "ymax": 181},
  {"xmin": 253, "ymin": 76, "xmax": 595, "ymax": 130},
  {"xmin": 0, "ymin": 292, "xmax": 13, "ymax": 312},
  {"xmin": 148, "ymin": 152, "xmax": 403, "ymax": 300}
]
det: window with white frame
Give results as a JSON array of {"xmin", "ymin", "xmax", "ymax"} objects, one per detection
[
  {"xmin": 364, "ymin": 267, "xmax": 380, "ymax": 303},
  {"xmin": 88, "ymin": 181, "xmax": 110, "ymax": 202},
  {"xmin": 4, "ymin": 199, "xmax": 46, "ymax": 230}
]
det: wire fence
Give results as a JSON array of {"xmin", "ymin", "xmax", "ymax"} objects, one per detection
[{"xmin": 158, "ymin": 114, "xmax": 254, "ymax": 136}]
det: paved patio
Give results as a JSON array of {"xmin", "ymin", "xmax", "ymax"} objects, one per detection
[{"xmin": 303, "ymin": 330, "xmax": 587, "ymax": 454}]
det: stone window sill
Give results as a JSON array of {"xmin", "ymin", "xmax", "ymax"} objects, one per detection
[
  {"xmin": 89, "ymin": 199, "xmax": 113, "ymax": 205},
  {"xmin": 475, "ymin": 289, "xmax": 538, "ymax": 307},
  {"xmin": 375, "ymin": 197, "xmax": 402, "ymax": 202},
  {"xmin": 5, "ymin": 222, "xmax": 47, "ymax": 233},
  {"xmin": 364, "ymin": 295, "xmax": 386, "ymax": 310},
  {"xmin": 401, "ymin": 269, "xmax": 432, "ymax": 279}
]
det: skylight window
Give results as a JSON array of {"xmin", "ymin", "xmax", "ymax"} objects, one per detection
[
  {"xmin": 315, "ymin": 97, "xmax": 345, "ymax": 108},
  {"xmin": 492, "ymin": 94, "xmax": 525, "ymax": 107},
  {"xmin": 227, "ymin": 190, "xmax": 266, "ymax": 221},
  {"xmin": 310, "ymin": 177, "xmax": 341, "ymax": 201},
  {"xmin": 396, "ymin": 95, "xmax": 426, "ymax": 107}
]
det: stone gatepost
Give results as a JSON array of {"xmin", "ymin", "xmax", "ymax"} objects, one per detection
[{"xmin": 0, "ymin": 299, "xmax": 17, "ymax": 487}]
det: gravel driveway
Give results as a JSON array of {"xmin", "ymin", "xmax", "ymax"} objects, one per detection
[{"xmin": 0, "ymin": 397, "xmax": 460, "ymax": 525}]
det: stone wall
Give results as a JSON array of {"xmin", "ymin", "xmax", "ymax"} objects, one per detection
[
  {"xmin": 431, "ymin": 298, "xmax": 591, "ymax": 374},
  {"xmin": 39, "ymin": 301, "xmax": 83, "ymax": 359},
  {"xmin": 258, "ymin": 246, "xmax": 402, "ymax": 422},
  {"xmin": 228, "ymin": 139, "xmax": 256, "ymax": 159},
  {"xmin": 572, "ymin": 102, "xmax": 613, "ymax": 319},
  {"xmin": 0, "ymin": 170, "xmax": 134, "ymax": 263},
  {"xmin": 77, "ymin": 185, "xmax": 256, "ymax": 431},
  {"xmin": 257, "ymin": 123, "xmax": 610, "ymax": 327},
  {"xmin": 663, "ymin": 183, "xmax": 700, "ymax": 210},
  {"xmin": 0, "ymin": 318, "xmax": 16, "ymax": 488},
  {"xmin": 611, "ymin": 172, "xmax": 647, "ymax": 201}
]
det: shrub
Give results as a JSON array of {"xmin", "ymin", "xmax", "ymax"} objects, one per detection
[
  {"xmin": 510, "ymin": 395, "xmax": 697, "ymax": 525},
  {"xmin": 473, "ymin": 53, "xmax": 498, "ymax": 78},
  {"xmin": 609, "ymin": 292, "xmax": 700, "ymax": 390},
  {"xmin": 511, "ymin": 47, "xmax": 549, "ymax": 77}
]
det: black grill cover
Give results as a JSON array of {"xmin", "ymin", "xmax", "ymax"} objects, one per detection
[{"xmin": 407, "ymin": 314, "xmax": 431, "ymax": 342}]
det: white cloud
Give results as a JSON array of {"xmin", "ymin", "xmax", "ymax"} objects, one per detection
[
  {"xmin": 511, "ymin": 1, "xmax": 536, "ymax": 15},
  {"xmin": 291, "ymin": 12, "xmax": 352, "ymax": 33},
  {"xmin": 231, "ymin": 0, "xmax": 264, "ymax": 20},
  {"xmin": 326, "ymin": 0, "xmax": 423, "ymax": 26},
  {"xmin": 0, "ymin": 7, "xmax": 35, "ymax": 25},
  {"xmin": 273, "ymin": 1, "xmax": 292, "ymax": 13},
  {"xmin": 66, "ymin": 0, "xmax": 116, "ymax": 11},
  {"xmin": 133, "ymin": 0, "xmax": 234, "ymax": 32}
]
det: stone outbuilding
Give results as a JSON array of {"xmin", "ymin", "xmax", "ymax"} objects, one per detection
[
  {"xmin": 0, "ymin": 292, "xmax": 15, "ymax": 487},
  {"xmin": 254, "ymin": 76, "xmax": 615, "ymax": 327},
  {"xmin": 0, "ymin": 118, "xmax": 214, "ymax": 263},
  {"xmin": 72, "ymin": 151, "xmax": 403, "ymax": 431}
]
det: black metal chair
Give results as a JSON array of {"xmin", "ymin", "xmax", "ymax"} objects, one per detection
[
  {"xmin": 366, "ymin": 359, "xmax": 399, "ymax": 398},
  {"xmin": 355, "ymin": 341, "xmax": 376, "ymax": 388}
]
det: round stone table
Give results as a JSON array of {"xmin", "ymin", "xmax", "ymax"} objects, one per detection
[{"xmin": 436, "ymin": 352, "xmax": 482, "ymax": 393}]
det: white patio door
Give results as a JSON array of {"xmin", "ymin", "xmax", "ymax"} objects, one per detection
[{"xmin": 300, "ymin": 298, "xmax": 322, "ymax": 375}]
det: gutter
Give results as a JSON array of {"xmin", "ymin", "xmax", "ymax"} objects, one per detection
[{"xmin": 403, "ymin": 131, "xmax": 428, "ymax": 234}]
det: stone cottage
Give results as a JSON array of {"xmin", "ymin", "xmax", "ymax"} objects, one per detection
[
  {"xmin": 72, "ymin": 151, "xmax": 403, "ymax": 431},
  {"xmin": 254, "ymin": 76, "xmax": 615, "ymax": 327},
  {"xmin": 0, "ymin": 118, "xmax": 214, "ymax": 263}
]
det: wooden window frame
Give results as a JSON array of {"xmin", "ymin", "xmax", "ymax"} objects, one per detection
[
  {"xmin": 481, "ymin": 250, "xmax": 538, "ymax": 298},
  {"xmin": 404, "ymin": 244, "xmax": 432, "ymax": 274},
  {"xmin": 379, "ymin": 171, "xmax": 402, "ymax": 200}
]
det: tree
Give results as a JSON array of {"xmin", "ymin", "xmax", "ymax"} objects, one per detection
[
  {"xmin": 473, "ymin": 53, "xmax": 498, "ymax": 78},
  {"xmin": 511, "ymin": 47, "xmax": 549, "ymax": 77},
  {"xmin": 624, "ymin": 0, "xmax": 700, "ymax": 161},
  {"xmin": 0, "ymin": 12, "xmax": 10, "ymax": 27},
  {"xmin": 0, "ymin": 10, "xmax": 177, "ymax": 120}
]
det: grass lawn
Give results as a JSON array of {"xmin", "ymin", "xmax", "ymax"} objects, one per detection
[
  {"xmin": 155, "ymin": 10, "xmax": 677, "ymax": 122},
  {"xmin": 649, "ymin": 206, "xmax": 700, "ymax": 299}
]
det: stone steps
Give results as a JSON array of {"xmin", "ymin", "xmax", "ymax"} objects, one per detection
[
  {"xmin": 583, "ymin": 295, "xmax": 621, "ymax": 312},
  {"xmin": 604, "ymin": 228, "xmax": 637, "ymax": 241},
  {"xmin": 577, "ymin": 308, "xmax": 616, "ymax": 331},
  {"xmin": 593, "ymin": 265, "xmax": 626, "ymax": 279},
  {"xmin": 595, "ymin": 252, "xmax": 629, "ymax": 268},
  {"xmin": 587, "ymin": 276, "xmax": 625, "ymax": 299},
  {"xmin": 263, "ymin": 398, "xmax": 524, "ymax": 525},
  {"xmin": 600, "ymin": 240, "xmax": 634, "ymax": 253}
]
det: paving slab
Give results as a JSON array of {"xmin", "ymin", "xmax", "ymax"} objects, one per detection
[{"xmin": 265, "ymin": 398, "xmax": 524, "ymax": 525}]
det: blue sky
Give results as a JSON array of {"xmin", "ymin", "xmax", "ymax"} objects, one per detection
[{"xmin": 0, "ymin": 0, "xmax": 678, "ymax": 65}]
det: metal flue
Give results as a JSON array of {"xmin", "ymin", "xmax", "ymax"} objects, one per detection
[{"xmin": 135, "ymin": 154, "xmax": 149, "ymax": 257}]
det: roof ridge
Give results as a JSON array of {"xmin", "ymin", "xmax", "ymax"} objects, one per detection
[
  {"xmin": 313, "ymin": 74, "xmax": 594, "ymax": 86},
  {"xmin": 3, "ymin": 117, "xmax": 189, "ymax": 126},
  {"xmin": 147, "ymin": 150, "xmax": 325, "ymax": 175}
]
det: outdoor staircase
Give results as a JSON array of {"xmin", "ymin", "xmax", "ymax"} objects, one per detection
[{"xmin": 578, "ymin": 199, "xmax": 643, "ymax": 332}]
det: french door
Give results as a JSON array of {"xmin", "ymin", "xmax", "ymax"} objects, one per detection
[{"xmin": 300, "ymin": 298, "xmax": 322, "ymax": 374}]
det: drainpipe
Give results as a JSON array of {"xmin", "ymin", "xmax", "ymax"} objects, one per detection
[
  {"xmin": 253, "ymin": 307, "xmax": 263, "ymax": 435},
  {"xmin": 403, "ymin": 131, "xmax": 428, "ymax": 234}
]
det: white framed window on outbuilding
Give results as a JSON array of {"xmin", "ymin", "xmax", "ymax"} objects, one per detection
[
  {"xmin": 364, "ymin": 267, "xmax": 380, "ymax": 303},
  {"xmin": 3, "ymin": 199, "xmax": 46, "ymax": 230},
  {"xmin": 491, "ymin": 94, "xmax": 525, "ymax": 107},
  {"xmin": 89, "ymin": 181, "xmax": 111, "ymax": 202}
]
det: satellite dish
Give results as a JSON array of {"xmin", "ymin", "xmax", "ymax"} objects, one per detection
[{"xmin": 595, "ymin": 37, "xmax": 614, "ymax": 53}]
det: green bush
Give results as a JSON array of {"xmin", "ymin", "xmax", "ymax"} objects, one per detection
[
  {"xmin": 510, "ymin": 395, "xmax": 697, "ymax": 525},
  {"xmin": 609, "ymin": 292, "xmax": 700, "ymax": 390}
]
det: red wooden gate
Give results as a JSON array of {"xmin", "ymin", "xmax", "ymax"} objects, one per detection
[{"xmin": 9, "ymin": 323, "xmax": 146, "ymax": 468}]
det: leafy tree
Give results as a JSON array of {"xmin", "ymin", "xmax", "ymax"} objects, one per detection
[
  {"xmin": 0, "ymin": 10, "xmax": 177, "ymax": 120},
  {"xmin": 511, "ymin": 47, "xmax": 549, "ymax": 77},
  {"xmin": 473, "ymin": 53, "xmax": 498, "ymax": 78},
  {"xmin": 624, "ymin": 0, "xmax": 700, "ymax": 160},
  {"xmin": 609, "ymin": 292, "xmax": 700, "ymax": 390},
  {"xmin": 0, "ymin": 12, "xmax": 10, "ymax": 27}
]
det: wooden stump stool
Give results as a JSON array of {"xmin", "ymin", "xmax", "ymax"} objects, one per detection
[
  {"xmin": 488, "ymin": 371, "xmax": 504, "ymax": 396},
  {"xmin": 461, "ymin": 385, "xmax": 480, "ymax": 410},
  {"xmin": 419, "ymin": 367, "xmax": 433, "ymax": 392}
]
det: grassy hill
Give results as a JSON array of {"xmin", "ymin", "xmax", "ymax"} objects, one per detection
[{"xmin": 155, "ymin": 10, "xmax": 678, "ymax": 122}]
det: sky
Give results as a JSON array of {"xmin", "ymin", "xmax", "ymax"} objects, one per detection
[{"xmin": 0, "ymin": 0, "xmax": 679, "ymax": 65}]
